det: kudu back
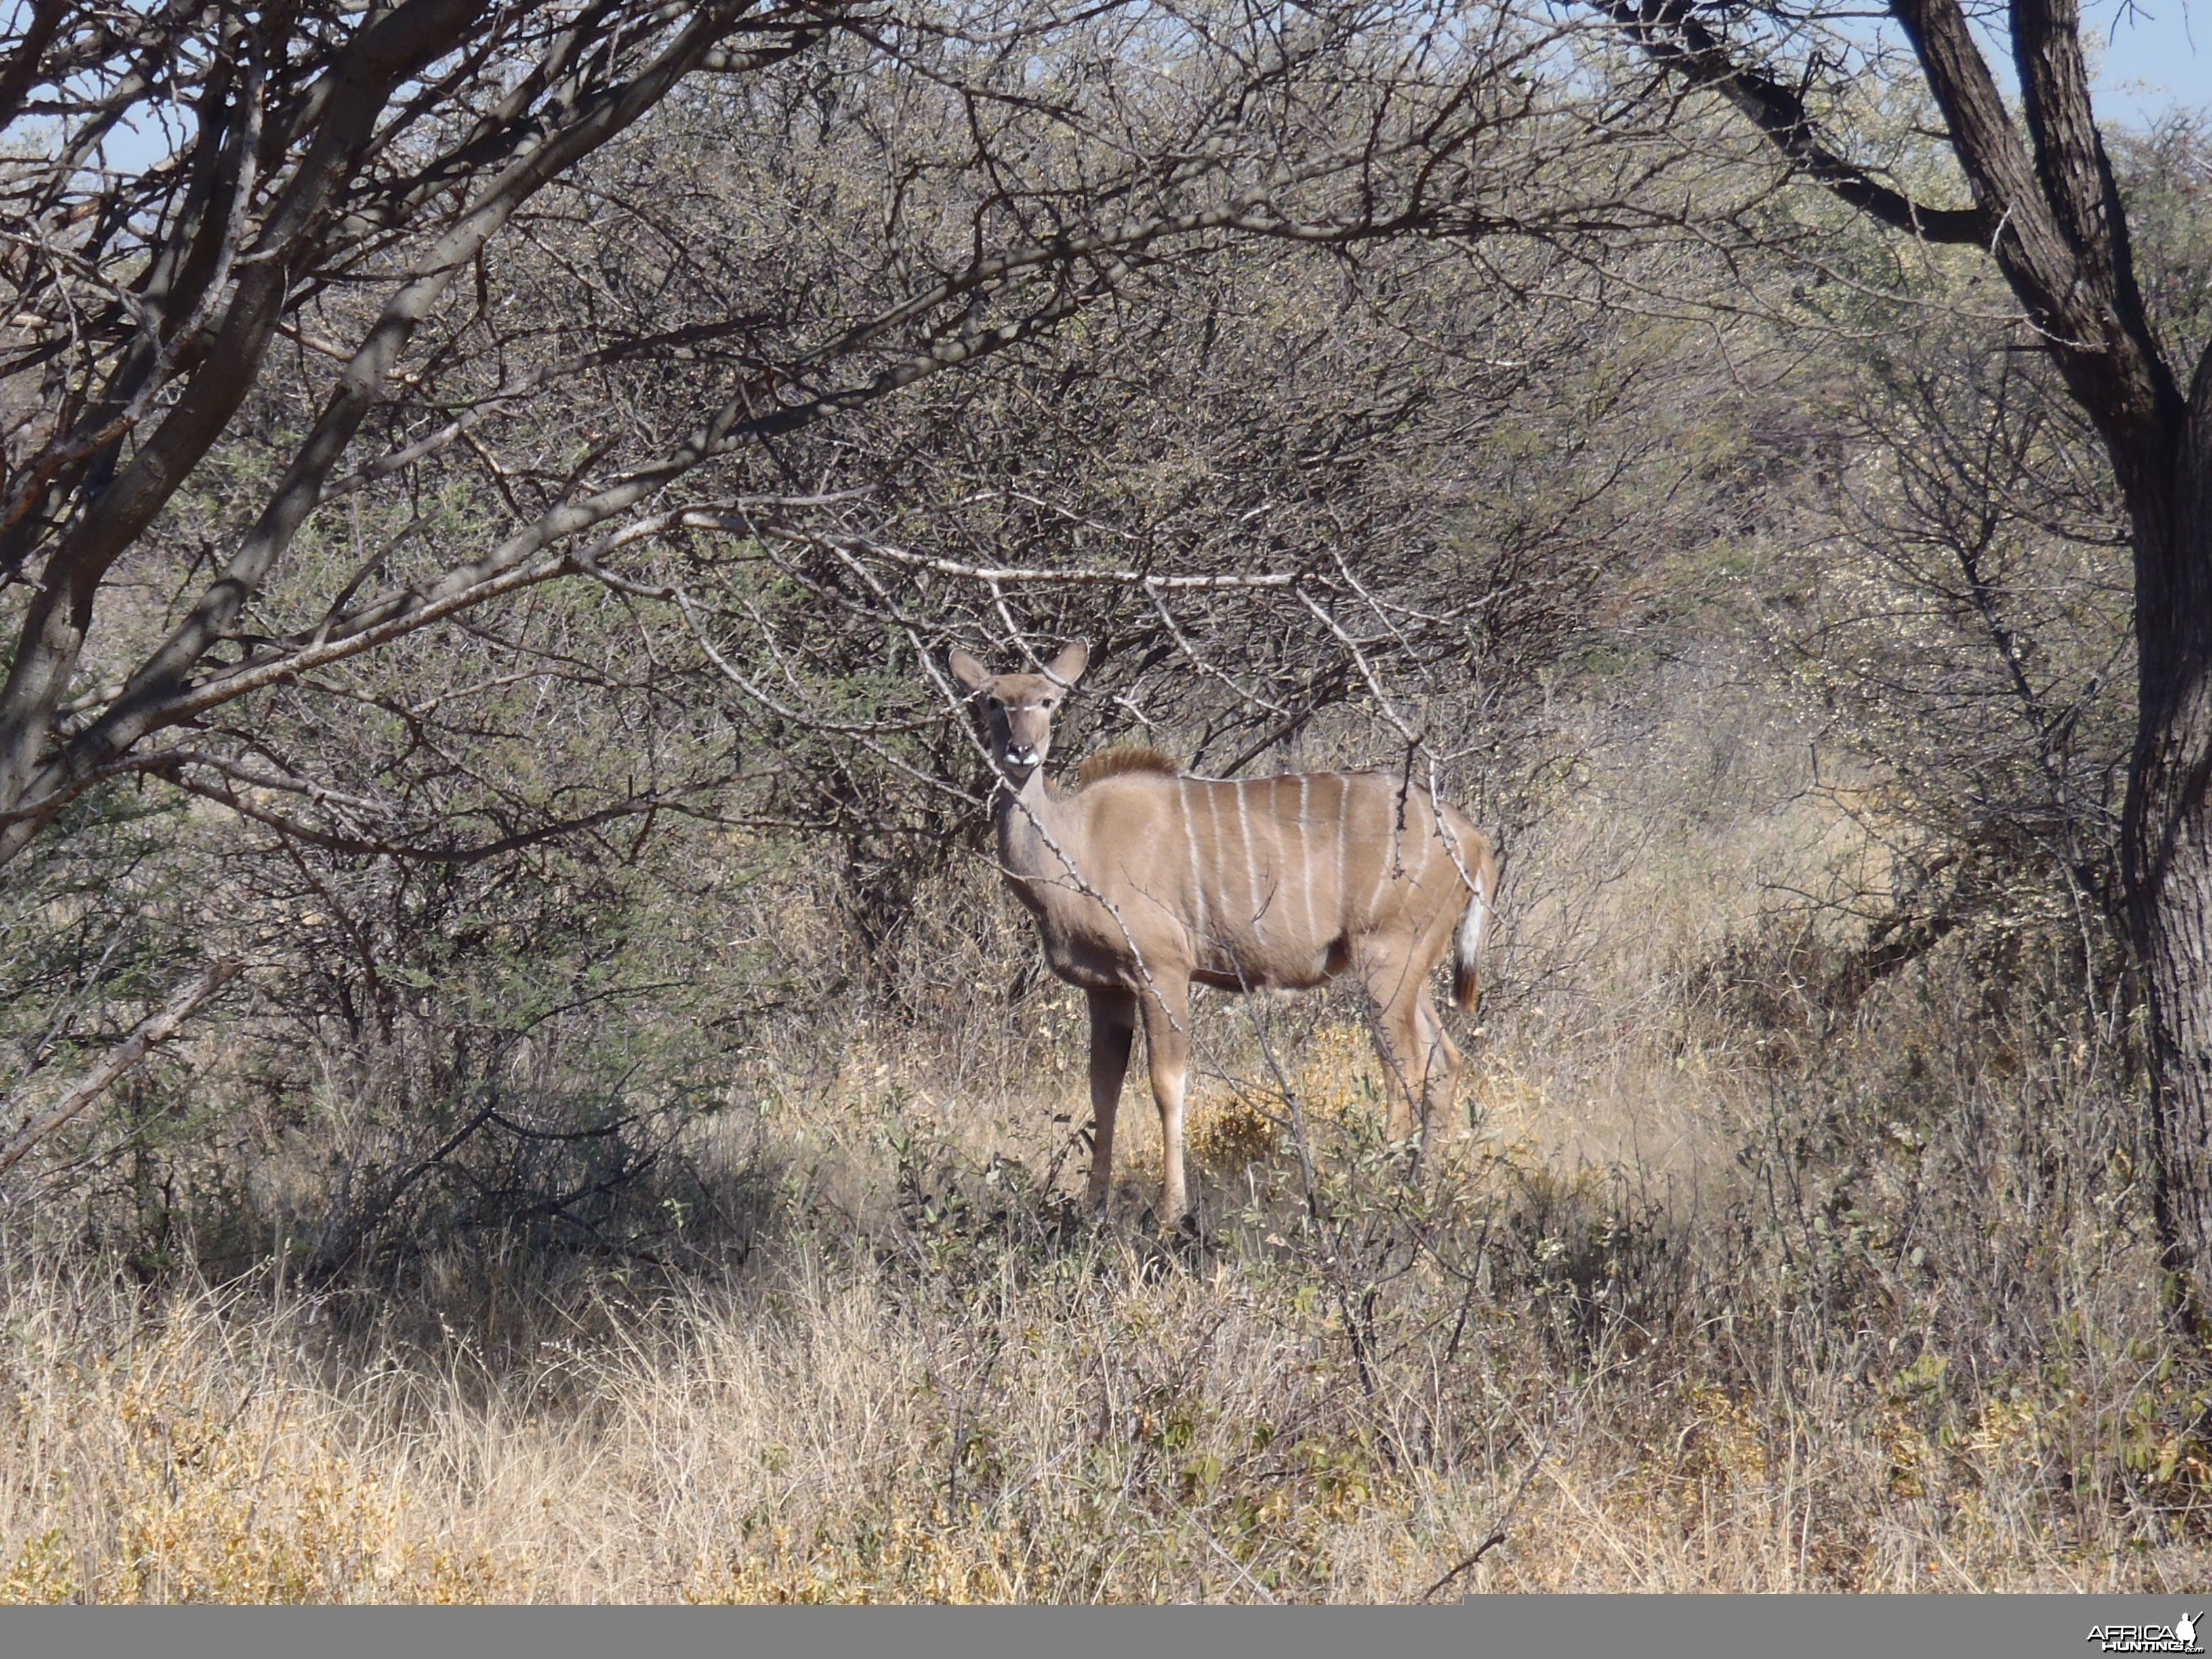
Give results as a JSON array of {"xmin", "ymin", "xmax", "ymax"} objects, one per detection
[{"xmin": 950, "ymin": 641, "xmax": 1500, "ymax": 1225}]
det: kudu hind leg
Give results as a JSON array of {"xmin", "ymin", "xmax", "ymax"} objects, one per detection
[
  {"xmin": 1138, "ymin": 982, "xmax": 1193, "ymax": 1225},
  {"xmin": 1084, "ymin": 988, "xmax": 1137, "ymax": 1210},
  {"xmin": 1414, "ymin": 992, "xmax": 1466, "ymax": 1137},
  {"xmin": 1359, "ymin": 957, "xmax": 1433, "ymax": 1143}
]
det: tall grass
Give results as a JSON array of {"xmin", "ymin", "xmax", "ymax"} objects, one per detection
[
  {"xmin": 3, "ymin": 678, "xmax": 2207, "ymax": 1599},
  {"xmin": 3, "ymin": 1004, "xmax": 2204, "ymax": 1599}
]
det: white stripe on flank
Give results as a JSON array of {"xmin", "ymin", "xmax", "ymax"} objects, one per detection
[
  {"xmin": 1181, "ymin": 778, "xmax": 1206, "ymax": 937},
  {"xmin": 1363, "ymin": 787, "xmax": 1395, "ymax": 923},
  {"xmin": 1205, "ymin": 783, "xmax": 1225, "ymax": 943},
  {"xmin": 1296, "ymin": 775, "xmax": 1313, "ymax": 947},
  {"xmin": 1235, "ymin": 780, "xmax": 1259, "ymax": 929},
  {"xmin": 1334, "ymin": 776, "xmax": 1352, "ymax": 933},
  {"xmin": 1411, "ymin": 813, "xmax": 1436, "ymax": 885}
]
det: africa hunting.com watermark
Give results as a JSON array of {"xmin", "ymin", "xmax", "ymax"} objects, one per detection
[{"xmin": 2087, "ymin": 1614, "xmax": 2205, "ymax": 1655}]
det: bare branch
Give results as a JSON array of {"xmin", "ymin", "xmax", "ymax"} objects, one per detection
[{"xmin": 0, "ymin": 961, "xmax": 243, "ymax": 1179}]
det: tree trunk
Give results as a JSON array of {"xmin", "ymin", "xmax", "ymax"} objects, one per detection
[
  {"xmin": 2125, "ymin": 349, "xmax": 2212, "ymax": 1310},
  {"xmin": 1622, "ymin": 0, "xmax": 2212, "ymax": 1315},
  {"xmin": 2131, "ymin": 685, "xmax": 2212, "ymax": 1309}
]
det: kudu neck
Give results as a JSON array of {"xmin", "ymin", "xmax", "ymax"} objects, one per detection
[{"xmin": 992, "ymin": 765, "xmax": 1073, "ymax": 878}]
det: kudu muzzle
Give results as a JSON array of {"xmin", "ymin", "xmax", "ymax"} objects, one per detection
[{"xmin": 994, "ymin": 703, "xmax": 1054, "ymax": 779}]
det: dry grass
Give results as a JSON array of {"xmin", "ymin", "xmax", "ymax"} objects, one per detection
[
  {"xmin": 5, "ymin": 676, "xmax": 2209, "ymax": 1601},
  {"xmin": 4, "ymin": 1009, "xmax": 2209, "ymax": 1601}
]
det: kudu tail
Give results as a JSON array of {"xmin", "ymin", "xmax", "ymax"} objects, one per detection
[{"xmin": 1452, "ymin": 835, "xmax": 1500, "ymax": 1016}]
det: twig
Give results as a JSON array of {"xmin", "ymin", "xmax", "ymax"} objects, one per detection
[
  {"xmin": 1418, "ymin": 1530, "xmax": 1507, "ymax": 1601},
  {"xmin": 1420, "ymin": 1432, "xmax": 1550, "ymax": 1600}
]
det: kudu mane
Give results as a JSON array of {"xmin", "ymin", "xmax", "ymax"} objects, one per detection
[{"xmin": 1073, "ymin": 744, "xmax": 1181, "ymax": 788}]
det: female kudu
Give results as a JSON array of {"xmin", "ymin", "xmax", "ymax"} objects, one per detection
[{"xmin": 950, "ymin": 641, "xmax": 1499, "ymax": 1224}]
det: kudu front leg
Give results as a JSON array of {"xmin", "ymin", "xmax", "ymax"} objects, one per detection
[
  {"xmin": 1139, "ymin": 981, "xmax": 1193, "ymax": 1225},
  {"xmin": 1084, "ymin": 987, "xmax": 1137, "ymax": 1210}
]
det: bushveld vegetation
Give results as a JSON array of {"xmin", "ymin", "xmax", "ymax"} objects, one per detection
[{"xmin": 3, "ymin": 0, "xmax": 2211, "ymax": 1601}]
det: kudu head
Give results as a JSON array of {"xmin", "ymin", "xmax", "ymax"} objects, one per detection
[{"xmin": 948, "ymin": 640, "xmax": 1090, "ymax": 785}]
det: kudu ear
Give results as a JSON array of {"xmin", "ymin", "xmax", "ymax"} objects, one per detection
[
  {"xmin": 948, "ymin": 647, "xmax": 990, "ymax": 695},
  {"xmin": 1044, "ymin": 640, "xmax": 1090, "ymax": 688}
]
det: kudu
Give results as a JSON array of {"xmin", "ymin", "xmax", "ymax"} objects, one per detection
[{"xmin": 949, "ymin": 641, "xmax": 1500, "ymax": 1224}]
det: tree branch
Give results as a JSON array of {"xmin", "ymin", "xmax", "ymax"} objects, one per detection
[
  {"xmin": 0, "ymin": 960, "xmax": 243, "ymax": 1179},
  {"xmin": 1597, "ymin": 0, "xmax": 1990, "ymax": 243}
]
